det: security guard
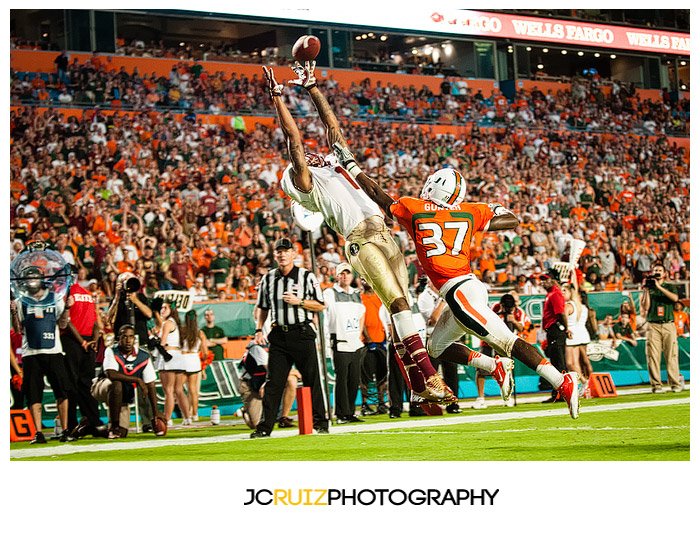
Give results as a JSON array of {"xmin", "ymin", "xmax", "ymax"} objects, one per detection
[
  {"xmin": 250, "ymin": 238, "xmax": 329, "ymax": 437},
  {"xmin": 324, "ymin": 263, "xmax": 366, "ymax": 424}
]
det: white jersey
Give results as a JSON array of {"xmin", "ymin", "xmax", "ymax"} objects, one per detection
[{"xmin": 281, "ymin": 160, "xmax": 384, "ymax": 237}]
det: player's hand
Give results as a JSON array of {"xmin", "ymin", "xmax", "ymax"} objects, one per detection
[
  {"xmin": 332, "ymin": 142, "xmax": 361, "ymax": 176},
  {"xmin": 262, "ymin": 66, "xmax": 283, "ymax": 97},
  {"xmin": 289, "ymin": 61, "xmax": 317, "ymax": 90},
  {"xmin": 66, "ymin": 295, "xmax": 75, "ymax": 308}
]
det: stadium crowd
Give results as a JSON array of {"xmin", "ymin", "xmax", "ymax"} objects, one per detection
[
  {"xmin": 10, "ymin": 54, "xmax": 690, "ymax": 312},
  {"xmin": 10, "ymin": 50, "xmax": 690, "ymax": 136}
]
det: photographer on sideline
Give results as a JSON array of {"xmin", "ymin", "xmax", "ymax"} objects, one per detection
[
  {"xmin": 105, "ymin": 272, "xmax": 156, "ymax": 429},
  {"xmin": 640, "ymin": 263, "xmax": 681, "ymax": 393},
  {"xmin": 473, "ymin": 292, "xmax": 530, "ymax": 408}
]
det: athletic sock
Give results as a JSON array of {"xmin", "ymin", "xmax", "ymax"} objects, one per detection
[
  {"xmin": 536, "ymin": 358, "xmax": 564, "ymax": 389},
  {"xmin": 391, "ymin": 310, "xmax": 439, "ymax": 379},
  {"xmin": 466, "ymin": 350, "xmax": 498, "ymax": 373},
  {"xmin": 393, "ymin": 341, "xmax": 425, "ymax": 392}
]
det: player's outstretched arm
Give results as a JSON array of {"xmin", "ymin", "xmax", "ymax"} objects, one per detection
[
  {"xmin": 333, "ymin": 142, "xmax": 395, "ymax": 218},
  {"xmin": 262, "ymin": 66, "xmax": 312, "ymax": 192},
  {"xmin": 485, "ymin": 203, "xmax": 519, "ymax": 231},
  {"xmin": 290, "ymin": 61, "xmax": 348, "ymax": 151}
]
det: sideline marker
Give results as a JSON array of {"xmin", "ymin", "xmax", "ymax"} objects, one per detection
[
  {"xmin": 588, "ymin": 373, "xmax": 617, "ymax": 398},
  {"xmin": 296, "ymin": 386, "xmax": 314, "ymax": 435},
  {"xmin": 11, "ymin": 409, "xmax": 37, "ymax": 442}
]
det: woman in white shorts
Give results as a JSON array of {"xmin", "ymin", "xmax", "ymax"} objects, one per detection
[
  {"xmin": 157, "ymin": 301, "xmax": 192, "ymax": 425},
  {"xmin": 563, "ymin": 284, "xmax": 593, "ymax": 388},
  {"xmin": 181, "ymin": 309, "xmax": 208, "ymax": 422}
]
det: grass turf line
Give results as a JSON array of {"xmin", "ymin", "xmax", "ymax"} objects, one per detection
[{"xmin": 12, "ymin": 394, "xmax": 689, "ymax": 461}]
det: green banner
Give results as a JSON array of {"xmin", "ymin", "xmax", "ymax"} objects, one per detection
[
  {"xmin": 191, "ymin": 301, "xmax": 257, "ymax": 337},
  {"xmin": 488, "ymin": 290, "xmax": 643, "ymax": 324}
]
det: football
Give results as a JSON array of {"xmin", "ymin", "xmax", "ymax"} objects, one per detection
[
  {"xmin": 154, "ymin": 417, "xmax": 168, "ymax": 436},
  {"xmin": 292, "ymin": 35, "xmax": 321, "ymax": 62}
]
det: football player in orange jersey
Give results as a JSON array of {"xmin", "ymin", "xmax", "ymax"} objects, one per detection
[
  {"xmin": 260, "ymin": 61, "xmax": 454, "ymax": 404},
  {"xmin": 334, "ymin": 145, "xmax": 580, "ymax": 419}
]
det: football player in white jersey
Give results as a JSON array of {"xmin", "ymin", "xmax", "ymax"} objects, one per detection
[{"xmin": 262, "ymin": 63, "xmax": 454, "ymax": 404}]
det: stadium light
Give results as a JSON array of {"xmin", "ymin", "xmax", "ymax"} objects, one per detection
[
  {"xmin": 680, "ymin": 60, "xmax": 687, "ymax": 66},
  {"xmin": 537, "ymin": 63, "xmax": 544, "ymax": 70},
  {"xmin": 526, "ymin": 46, "xmax": 532, "ymax": 51},
  {"xmin": 578, "ymin": 51, "xmax": 584, "ymax": 56},
  {"xmin": 561, "ymin": 50, "xmax": 567, "ymax": 55},
  {"xmin": 595, "ymin": 52, "xmax": 600, "ymax": 57},
  {"xmin": 610, "ymin": 54, "xmax": 616, "ymax": 59},
  {"xmin": 355, "ymin": 35, "xmax": 361, "ymax": 40},
  {"xmin": 542, "ymin": 48, "xmax": 549, "ymax": 53},
  {"xmin": 380, "ymin": 35, "xmax": 387, "ymax": 41}
]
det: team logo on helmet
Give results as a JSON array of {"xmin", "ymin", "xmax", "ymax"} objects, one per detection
[
  {"xmin": 420, "ymin": 168, "xmax": 466, "ymax": 208},
  {"xmin": 349, "ymin": 243, "xmax": 360, "ymax": 256},
  {"xmin": 304, "ymin": 152, "xmax": 330, "ymax": 168}
]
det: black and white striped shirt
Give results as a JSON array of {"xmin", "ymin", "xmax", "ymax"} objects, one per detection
[{"xmin": 256, "ymin": 266, "xmax": 325, "ymax": 326}]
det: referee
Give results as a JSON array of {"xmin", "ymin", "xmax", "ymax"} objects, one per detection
[{"xmin": 250, "ymin": 238, "xmax": 329, "ymax": 437}]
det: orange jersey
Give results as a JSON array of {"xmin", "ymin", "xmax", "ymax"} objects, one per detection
[{"xmin": 390, "ymin": 197, "xmax": 494, "ymax": 290}]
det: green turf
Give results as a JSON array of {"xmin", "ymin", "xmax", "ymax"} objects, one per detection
[{"xmin": 11, "ymin": 392, "xmax": 689, "ymax": 461}]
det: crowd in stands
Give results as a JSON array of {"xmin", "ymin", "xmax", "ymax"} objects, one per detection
[
  {"xmin": 10, "ymin": 54, "xmax": 690, "ymax": 313},
  {"xmin": 10, "ymin": 49, "xmax": 690, "ymax": 137}
]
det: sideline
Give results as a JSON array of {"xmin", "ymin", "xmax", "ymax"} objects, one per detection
[{"xmin": 10, "ymin": 397, "xmax": 689, "ymax": 459}]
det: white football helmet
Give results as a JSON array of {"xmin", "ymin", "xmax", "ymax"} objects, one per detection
[{"xmin": 420, "ymin": 168, "xmax": 466, "ymax": 208}]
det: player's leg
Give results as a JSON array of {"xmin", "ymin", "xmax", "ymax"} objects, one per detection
[
  {"xmin": 345, "ymin": 224, "xmax": 452, "ymax": 402},
  {"xmin": 427, "ymin": 303, "xmax": 514, "ymax": 401},
  {"xmin": 430, "ymin": 276, "xmax": 515, "ymax": 401}
]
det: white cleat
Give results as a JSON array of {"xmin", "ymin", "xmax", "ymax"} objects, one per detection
[{"xmin": 493, "ymin": 356, "xmax": 515, "ymax": 401}]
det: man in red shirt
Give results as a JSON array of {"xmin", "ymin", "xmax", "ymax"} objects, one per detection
[
  {"xmin": 539, "ymin": 269, "xmax": 570, "ymax": 402},
  {"xmin": 60, "ymin": 282, "xmax": 107, "ymax": 438}
]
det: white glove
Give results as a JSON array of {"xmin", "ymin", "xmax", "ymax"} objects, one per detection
[
  {"xmin": 488, "ymin": 203, "xmax": 511, "ymax": 217},
  {"xmin": 289, "ymin": 61, "xmax": 317, "ymax": 90},
  {"xmin": 262, "ymin": 66, "xmax": 283, "ymax": 97},
  {"xmin": 333, "ymin": 142, "xmax": 361, "ymax": 177}
]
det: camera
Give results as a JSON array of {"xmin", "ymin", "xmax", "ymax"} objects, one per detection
[
  {"xmin": 118, "ymin": 272, "xmax": 140, "ymax": 293},
  {"xmin": 644, "ymin": 274, "xmax": 660, "ymax": 289}
]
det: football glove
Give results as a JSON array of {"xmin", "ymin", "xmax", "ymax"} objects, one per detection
[
  {"xmin": 262, "ymin": 66, "xmax": 283, "ymax": 97},
  {"xmin": 289, "ymin": 61, "xmax": 317, "ymax": 90},
  {"xmin": 488, "ymin": 203, "xmax": 511, "ymax": 217},
  {"xmin": 332, "ymin": 142, "xmax": 361, "ymax": 175}
]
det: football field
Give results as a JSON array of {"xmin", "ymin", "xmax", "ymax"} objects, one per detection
[{"xmin": 10, "ymin": 389, "xmax": 689, "ymax": 461}]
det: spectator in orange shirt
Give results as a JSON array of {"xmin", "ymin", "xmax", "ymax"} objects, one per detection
[{"xmin": 673, "ymin": 302, "xmax": 689, "ymax": 337}]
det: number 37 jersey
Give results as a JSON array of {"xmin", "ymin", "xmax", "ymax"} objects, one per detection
[{"xmin": 391, "ymin": 197, "xmax": 494, "ymax": 290}]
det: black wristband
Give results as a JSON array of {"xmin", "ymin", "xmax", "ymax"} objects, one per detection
[{"xmin": 255, "ymin": 328, "xmax": 262, "ymax": 333}]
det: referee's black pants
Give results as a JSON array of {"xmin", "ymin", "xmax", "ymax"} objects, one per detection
[
  {"xmin": 333, "ymin": 347, "xmax": 365, "ymax": 419},
  {"xmin": 387, "ymin": 343, "xmax": 409, "ymax": 415},
  {"xmin": 61, "ymin": 334, "xmax": 104, "ymax": 430},
  {"xmin": 539, "ymin": 324, "xmax": 567, "ymax": 393},
  {"xmin": 256, "ymin": 324, "xmax": 329, "ymax": 434}
]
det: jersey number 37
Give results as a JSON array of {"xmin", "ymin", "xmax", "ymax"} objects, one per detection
[{"xmin": 417, "ymin": 221, "xmax": 471, "ymax": 258}]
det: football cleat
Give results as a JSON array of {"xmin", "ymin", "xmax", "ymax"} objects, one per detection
[
  {"xmin": 492, "ymin": 356, "xmax": 515, "ymax": 401},
  {"xmin": 557, "ymin": 372, "xmax": 580, "ymax": 419},
  {"xmin": 413, "ymin": 374, "xmax": 457, "ymax": 405}
]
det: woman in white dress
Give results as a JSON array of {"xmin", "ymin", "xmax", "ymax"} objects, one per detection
[
  {"xmin": 562, "ymin": 284, "xmax": 593, "ymax": 387},
  {"xmin": 157, "ymin": 301, "xmax": 192, "ymax": 425},
  {"xmin": 181, "ymin": 310, "xmax": 209, "ymax": 422}
]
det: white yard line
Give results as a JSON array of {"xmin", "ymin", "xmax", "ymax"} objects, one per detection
[{"xmin": 10, "ymin": 397, "xmax": 689, "ymax": 459}]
